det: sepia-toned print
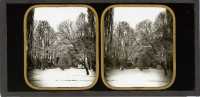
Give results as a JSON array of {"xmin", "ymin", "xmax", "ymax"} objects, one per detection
[
  {"xmin": 102, "ymin": 5, "xmax": 176, "ymax": 90},
  {"xmin": 24, "ymin": 5, "xmax": 99, "ymax": 90}
]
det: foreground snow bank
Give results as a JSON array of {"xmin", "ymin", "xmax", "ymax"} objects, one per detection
[
  {"xmin": 106, "ymin": 68, "xmax": 168, "ymax": 87},
  {"xmin": 30, "ymin": 68, "xmax": 95, "ymax": 87}
]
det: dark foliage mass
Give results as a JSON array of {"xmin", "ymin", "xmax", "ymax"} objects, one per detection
[
  {"xmin": 104, "ymin": 8, "xmax": 174, "ymax": 77},
  {"xmin": 27, "ymin": 8, "xmax": 96, "ymax": 75}
]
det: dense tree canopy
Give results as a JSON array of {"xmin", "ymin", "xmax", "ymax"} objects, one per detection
[
  {"xmin": 104, "ymin": 9, "xmax": 174, "ymax": 77},
  {"xmin": 28, "ymin": 8, "xmax": 96, "ymax": 75}
]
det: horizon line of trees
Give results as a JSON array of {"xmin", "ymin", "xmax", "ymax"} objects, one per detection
[
  {"xmin": 104, "ymin": 8, "xmax": 174, "ymax": 77},
  {"xmin": 27, "ymin": 8, "xmax": 96, "ymax": 75},
  {"xmin": 26, "ymin": 7, "xmax": 174, "ymax": 77}
]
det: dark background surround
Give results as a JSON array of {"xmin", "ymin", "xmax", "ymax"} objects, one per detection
[{"xmin": 0, "ymin": 0, "xmax": 199, "ymax": 96}]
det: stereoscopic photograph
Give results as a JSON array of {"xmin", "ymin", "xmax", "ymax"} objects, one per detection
[
  {"xmin": 24, "ymin": 5, "xmax": 98, "ymax": 89},
  {"xmin": 102, "ymin": 6, "xmax": 175, "ymax": 89}
]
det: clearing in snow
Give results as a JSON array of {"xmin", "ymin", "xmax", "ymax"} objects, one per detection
[
  {"xmin": 29, "ymin": 68, "xmax": 96, "ymax": 87},
  {"xmin": 105, "ymin": 68, "xmax": 168, "ymax": 87}
]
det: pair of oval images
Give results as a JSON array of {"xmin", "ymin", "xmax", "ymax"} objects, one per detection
[{"xmin": 24, "ymin": 4, "xmax": 176, "ymax": 90}]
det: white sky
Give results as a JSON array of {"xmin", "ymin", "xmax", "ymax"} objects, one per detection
[
  {"xmin": 34, "ymin": 7, "xmax": 87, "ymax": 31},
  {"xmin": 114, "ymin": 7, "xmax": 166, "ymax": 28}
]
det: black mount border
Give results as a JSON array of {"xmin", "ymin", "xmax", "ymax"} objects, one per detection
[{"xmin": 0, "ymin": 0, "xmax": 199, "ymax": 96}]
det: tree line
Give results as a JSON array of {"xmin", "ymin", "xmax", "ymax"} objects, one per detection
[
  {"xmin": 27, "ymin": 8, "xmax": 96, "ymax": 75},
  {"xmin": 104, "ymin": 8, "xmax": 173, "ymax": 77}
]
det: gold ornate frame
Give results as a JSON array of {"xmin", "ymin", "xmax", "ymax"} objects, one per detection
[
  {"xmin": 24, "ymin": 4, "xmax": 99, "ymax": 90},
  {"xmin": 101, "ymin": 4, "xmax": 176, "ymax": 90}
]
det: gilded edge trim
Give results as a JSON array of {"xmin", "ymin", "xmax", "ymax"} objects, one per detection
[
  {"xmin": 101, "ymin": 4, "xmax": 176, "ymax": 90},
  {"xmin": 24, "ymin": 4, "xmax": 99, "ymax": 90}
]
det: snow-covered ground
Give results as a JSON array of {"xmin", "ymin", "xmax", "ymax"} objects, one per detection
[
  {"xmin": 30, "ymin": 68, "xmax": 96, "ymax": 87},
  {"xmin": 106, "ymin": 68, "xmax": 168, "ymax": 87}
]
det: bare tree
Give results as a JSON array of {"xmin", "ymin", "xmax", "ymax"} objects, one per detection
[
  {"xmin": 153, "ymin": 10, "xmax": 173, "ymax": 76},
  {"xmin": 104, "ymin": 8, "xmax": 114, "ymax": 68},
  {"xmin": 57, "ymin": 11, "xmax": 96, "ymax": 75},
  {"xmin": 29, "ymin": 20, "xmax": 56, "ymax": 70},
  {"xmin": 27, "ymin": 8, "xmax": 34, "ymax": 71}
]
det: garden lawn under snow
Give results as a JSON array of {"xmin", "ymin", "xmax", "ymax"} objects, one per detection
[
  {"xmin": 30, "ymin": 68, "xmax": 96, "ymax": 87},
  {"xmin": 106, "ymin": 68, "xmax": 168, "ymax": 87}
]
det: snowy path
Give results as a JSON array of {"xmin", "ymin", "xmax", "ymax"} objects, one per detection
[
  {"xmin": 30, "ymin": 68, "xmax": 96, "ymax": 87},
  {"xmin": 106, "ymin": 68, "xmax": 168, "ymax": 87}
]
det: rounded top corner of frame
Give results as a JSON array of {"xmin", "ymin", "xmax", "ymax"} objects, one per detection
[{"xmin": 24, "ymin": 5, "xmax": 38, "ymax": 17}]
